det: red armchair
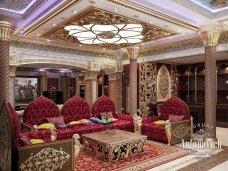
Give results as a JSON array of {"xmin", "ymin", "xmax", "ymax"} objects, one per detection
[
  {"xmin": 0, "ymin": 102, "xmax": 75, "ymax": 171},
  {"xmin": 91, "ymin": 95, "xmax": 134, "ymax": 132},
  {"xmin": 141, "ymin": 96, "xmax": 192, "ymax": 145},
  {"xmin": 22, "ymin": 96, "xmax": 60, "ymax": 130}
]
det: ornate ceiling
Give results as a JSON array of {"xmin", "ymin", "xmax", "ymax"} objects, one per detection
[{"xmin": 42, "ymin": 7, "xmax": 177, "ymax": 50}]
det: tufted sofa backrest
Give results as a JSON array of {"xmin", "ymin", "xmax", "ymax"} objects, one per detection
[
  {"xmin": 23, "ymin": 96, "xmax": 60, "ymax": 125},
  {"xmin": 7, "ymin": 102, "xmax": 21, "ymax": 149},
  {"xmin": 61, "ymin": 96, "xmax": 90, "ymax": 123},
  {"xmin": 160, "ymin": 96, "xmax": 190, "ymax": 119},
  {"xmin": 91, "ymin": 95, "xmax": 116, "ymax": 118}
]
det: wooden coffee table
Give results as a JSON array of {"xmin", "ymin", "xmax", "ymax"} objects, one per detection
[{"xmin": 82, "ymin": 129, "xmax": 147, "ymax": 162}]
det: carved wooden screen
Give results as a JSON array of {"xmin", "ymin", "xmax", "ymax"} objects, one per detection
[{"xmin": 0, "ymin": 101, "xmax": 12, "ymax": 171}]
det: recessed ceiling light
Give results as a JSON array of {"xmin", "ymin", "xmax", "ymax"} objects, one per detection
[
  {"xmin": 52, "ymin": 23, "xmax": 56, "ymax": 26},
  {"xmin": 79, "ymin": 44, "xmax": 82, "ymax": 47},
  {"xmin": 73, "ymin": 10, "xmax": 77, "ymax": 14},
  {"xmin": 114, "ymin": 8, "xmax": 119, "ymax": 12},
  {"xmin": 149, "ymin": 20, "xmax": 153, "ymax": 23},
  {"xmin": 47, "ymin": 39, "xmax": 51, "ymax": 42},
  {"xmin": 36, "ymin": 34, "xmax": 40, "ymax": 37},
  {"xmin": 177, "ymin": 28, "xmax": 181, "ymax": 32}
]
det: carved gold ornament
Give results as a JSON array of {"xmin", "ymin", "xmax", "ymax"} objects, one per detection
[
  {"xmin": 211, "ymin": 0, "xmax": 228, "ymax": 8},
  {"xmin": 158, "ymin": 77, "xmax": 169, "ymax": 98},
  {"xmin": 173, "ymin": 124, "xmax": 189, "ymax": 139},
  {"xmin": 19, "ymin": 147, "xmax": 70, "ymax": 171}
]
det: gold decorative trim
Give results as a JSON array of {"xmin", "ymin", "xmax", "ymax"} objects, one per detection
[
  {"xmin": 43, "ymin": 7, "xmax": 176, "ymax": 50},
  {"xmin": 211, "ymin": 0, "xmax": 228, "ymax": 8},
  {"xmin": 9, "ymin": 66, "xmax": 17, "ymax": 77},
  {"xmin": 24, "ymin": 0, "xmax": 81, "ymax": 36},
  {"xmin": 126, "ymin": 46, "xmax": 140, "ymax": 59},
  {"xmin": 106, "ymin": 0, "xmax": 198, "ymax": 31},
  {"xmin": 199, "ymin": 30, "xmax": 222, "ymax": 46},
  {"xmin": 19, "ymin": 147, "xmax": 70, "ymax": 171}
]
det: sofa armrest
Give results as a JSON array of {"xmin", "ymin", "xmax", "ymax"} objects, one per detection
[
  {"xmin": 18, "ymin": 139, "xmax": 74, "ymax": 171},
  {"xmin": 115, "ymin": 113, "xmax": 133, "ymax": 121},
  {"xmin": 142, "ymin": 116, "xmax": 161, "ymax": 124},
  {"xmin": 165, "ymin": 118, "xmax": 192, "ymax": 146}
]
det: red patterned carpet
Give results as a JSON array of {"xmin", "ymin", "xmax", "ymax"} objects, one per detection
[{"xmin": 75, "ymin": 141, "xmax": 192, "ymax": 171}]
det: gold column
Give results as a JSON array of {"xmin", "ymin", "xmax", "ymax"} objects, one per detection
[
  {"xmin": 199, "ymin": 25, "xmax": 222, "ymax": 140},
  {"xmin": 40, "ymin": 71, "xmax": 48, "ymax": 95},
  {"xmin": 115, "ymin": 49, "xmax": 123, "ymax": 113},
  {"xmin": 127, "ymin": 47, "xmax": 140, "ymax": 116},
  {"xmin": 84, "ymin": 71, "xmax": 97, "ymax": 108},
  {"xmin": 0, "ymin": 21, "xmax": 15, "ymax": 106},
  {"xmin": 9, "ymin": 66, "xmax": 17, "ymax": 106}
]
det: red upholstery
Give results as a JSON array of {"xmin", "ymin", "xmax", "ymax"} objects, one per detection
[
  {"xmin": 23, "ymin": 96, "xmax": 60, "ymax": 125},
  {"xmin": 7, "ymin": 102, "xmax": 20, "ymax": 149},
  {"xmin": 92, "ymin": 95, "xmax": 116, "ymax": 118},
  {"xmin": 7, "ymin": 102, "xmax": 52, "ymax": 148},
  {"xmin": 142, "ymin": 96, "xmax": 190, "ymax": 143},
  {"xmin": 61, "ymin": 96, "xmax": 90, "ymax": 123},
  {"xmin": 91, "ymin": 95, "xmax": 134, "ymax": 132},
  {"xmin": 56, "ymin": 124, "xmax": 105, "ymax": 140}
]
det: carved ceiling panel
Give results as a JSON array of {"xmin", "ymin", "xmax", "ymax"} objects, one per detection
[{"xmin": 42, "ymin": 8, "xmax": 177, "ymax": 50}]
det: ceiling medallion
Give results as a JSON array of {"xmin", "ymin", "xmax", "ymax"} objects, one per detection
[{"xmin": 64, "ymin": 24, "xmax": 143, "ymax": 44}]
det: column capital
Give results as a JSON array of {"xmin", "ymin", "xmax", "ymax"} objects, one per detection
[
  {"xmin": 9, "ymin": 65, "xmax": 17, "ymax": 77},
  {"xmin": 116, "ymin": 49, "xmax": 124, "ymax": 72},
  {"xmin": 126, "ymin": 46, "xmax": 140, "ymax": 60},
  {"xmin": 115, "ymin": 49, "xmax": 124, "ymax": 60},
  {"xmin": 198, "ymin": 25, "xmax": 223, "ymax": 46},
  {"xmin": 0, "ymin": 21, "xmax": 16, "ymax": 41},
  {"xmin": 40, "ymin": 71, "xmax": 48, "ymax": 76},
  {"xmin": 84, "ymin": 71, "xmax": 97, "ymax": 80}
]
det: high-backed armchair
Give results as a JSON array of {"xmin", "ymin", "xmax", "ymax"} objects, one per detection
[
  {"xmin": 0, "ymin": 102, "xmax": 75, "ymax": 171},
  {"xmin": 91, "ymin": 95, "xmax": 134, "ymax": 132},
  {"xmin": 141, "ymin": 96, "xmax": 192, "ymax": 145},
  {"xmin": 22, "ymin": 96, "xmax": 60, "ymax": 130}
]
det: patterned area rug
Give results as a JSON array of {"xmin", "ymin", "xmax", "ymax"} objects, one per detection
[{"xmin": 75, "ymin": 141, "xmax": 192, "ymax": 171}]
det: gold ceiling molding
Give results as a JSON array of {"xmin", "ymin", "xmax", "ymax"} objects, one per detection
[
  {"xmin": 42, "ymin": 7, "xmax": 176, "ymax": 50},
  {"xmin": 106, "ymin": 0, "xmax": 198, "ymax": 31},
  {"xmin": 10, "ymin": 39, "xmax": 115, "ymax": 58},
  {"xmin": 211, "ymin": 0, "xmax": 228, "ymax": 8},
  {"xmin": 24, "ymin": 0, "xmax": 81, "ymax": 36},
  {"xmin": 140, "ymin": 31, "xmax": 228, "ymax": 57}
]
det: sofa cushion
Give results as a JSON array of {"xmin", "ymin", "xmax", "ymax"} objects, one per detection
[
  {"xmin": 153, "ymin": 120, "xmax": 166, "ymax": 125},
  {"xmin": 30, "ymin": 139, "xmax": 44, "ymax": 145},
  {"xmin": 168, "ymin": 115, "xmax": 185, "ymax": 122},
  {"xmin": 48, "ymin": 116, "xmax": 65, "ymax": 125},
  {"xmin": 37, "ymin": 123, "xmax": 55, "ymax": 130},
  {"xmin": 20, "ymin": 135, "xmax": 32, "ymax": 146},
  {"xmin": 90, "ymin": 117, "xmax": 101, "ymax": 123}
]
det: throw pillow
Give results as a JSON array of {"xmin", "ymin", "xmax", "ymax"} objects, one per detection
[
  {"xmin": 153, "ymin": 120, "xmax": 166, "ymax": 125},
  {"xmin": 68, "ymin": 121, "xmax": 83, "ymax": 125},
  {"xmin": 168, "ymin": 115, "xmax": 185, "ymax": 122},
  {"xmin": 90, "ymin": 117, "xmax": 101, "ymax": 123},
  {"xmin": 20, "ymin": 135, "xmax": 32, "ymax": 146},
  {"xmin": 37, "ymin": 123, "xmax": 55, "ymax": 130},
  {"xmin": 99, "ymin": 119, "xmax": 112, "ymax": 124},
  {"xmin": 108, "ymin": 118, "xmax": 118, "ymax": 122},
  {"xmin": 48, "ymin": 116, "xmax": 65, "ymax": 125},
  {"xmin": 56, "ymin": 123, "xmax": 69, "ymax": 129},
  {"xmin": 100, "ymin": 112, "xmax": 114, "ymax": 120},
  {"xmin": 30, "ymin": 139, "xmax": 44, "ymax": 145},
  {"xmin": 78, "ymin": 119, "xmax": 92, "ymax": 124}
]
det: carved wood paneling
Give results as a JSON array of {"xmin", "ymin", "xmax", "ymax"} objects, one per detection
[{"xmin": 139, "ymin": 62, "xmax": 157, "ymax": 116}]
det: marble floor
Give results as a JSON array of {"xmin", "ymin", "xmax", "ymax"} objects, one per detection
[{"xmin": 148, "ymin": 127, "xmax": 228, "ymax": 171}]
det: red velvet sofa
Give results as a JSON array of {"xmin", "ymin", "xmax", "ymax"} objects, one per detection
[
  {"xmin": 91, "ymin": 95, "xmax": 134, "ymax": 132},
  {"xmin": 141, "ymin": 96, "xmax": 192, "ymax": 145},
  {"xmin": 2, "ymin": 102, "xmax": 74, "ymax": 171},
  {"xmin": 56, "ymin": 96, "xmax": 105, "ymax": 140}
]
